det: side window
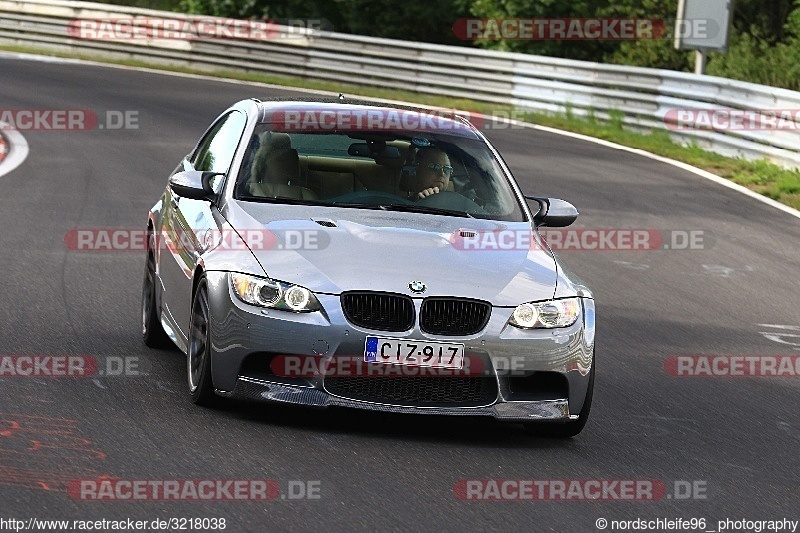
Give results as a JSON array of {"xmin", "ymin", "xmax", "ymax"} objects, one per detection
[{"xmin": 191, "ymin": 111, "xmax": 247, "ymax": 192}]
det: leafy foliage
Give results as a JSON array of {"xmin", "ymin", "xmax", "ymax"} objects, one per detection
[
  {"xmin": 707, "ymin": 1, "xmax": 800, "ymax": 90},
  {"xmin": 109, "ymin": 0, "xmax": 800, "ymax": 90},
  {"xmin": 178, "ymin": 0, "xmax": 472, "ymax": 45}
]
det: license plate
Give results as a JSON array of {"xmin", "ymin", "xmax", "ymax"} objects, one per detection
[{"xmin": 364, "ymin": 337, "xmax": 465, "ymax": 369}]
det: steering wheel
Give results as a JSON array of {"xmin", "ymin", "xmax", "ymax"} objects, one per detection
[
  {"xmin": 330, "ymin": 190, "xmax": 413, "ymax": 205},
  {"xmin": 416, "ymin": 191, "xmax": 488, "ymax": 215}
]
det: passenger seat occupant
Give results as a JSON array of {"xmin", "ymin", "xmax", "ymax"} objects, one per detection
[
  {"xmin": 248, "ymin": 132, "xmax": 318, "ymax": 200},
  {"xmin": 400, "ymin": 147, "xmax": 454, "ymax": 200}
]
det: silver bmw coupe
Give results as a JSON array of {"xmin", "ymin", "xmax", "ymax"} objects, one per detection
[{"xmin": 142, "ymin": 98, "xmax": 595, "ymax": 437}]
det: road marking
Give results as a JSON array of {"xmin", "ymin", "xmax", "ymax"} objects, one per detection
[
  {"xmin": 757, "ymin": 324, "xmax": 800, "ymax": 347},
  {"xmin": 613, "ymin": 260, "xmax": 650, "ymax": 270}
]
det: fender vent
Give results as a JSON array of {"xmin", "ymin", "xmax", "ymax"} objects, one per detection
[{"xmin": 314, "ymin": 219, "xmax": 337, "ymax": 228}]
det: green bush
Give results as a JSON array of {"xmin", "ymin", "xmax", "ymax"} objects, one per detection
[{"xmin": 707, "ymin": 32, "xmax": 800, "ymax": 90}]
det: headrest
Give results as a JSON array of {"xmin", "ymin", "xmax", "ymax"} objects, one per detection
[
  {"xmin": 264, "ymin": 132, "xmax": 292, "ymax": 150},
  {"xmin": 251, "ymin": 132, "xmax": 299, "ymax": 185}
]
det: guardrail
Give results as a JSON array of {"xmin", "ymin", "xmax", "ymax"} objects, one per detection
[{"xmin": 2, "ymin": 0, "xmax": 800, "ymax": 168}]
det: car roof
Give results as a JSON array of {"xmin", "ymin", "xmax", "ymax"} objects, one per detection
[{"xmin": 253, "ymin": 97, "xmax": 481, "ymax": 139}]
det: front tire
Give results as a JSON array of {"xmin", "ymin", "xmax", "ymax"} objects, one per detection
[
  {"xmin": 142, "ymin": 231, "xmax": 171, "ymax": 349},
  {"xmin": 187, "ymin": 278, "xmax": 217, "ymax": 406}
]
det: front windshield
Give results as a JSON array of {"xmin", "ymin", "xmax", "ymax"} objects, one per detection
[{"xmin": 234, "ymin": 123, "xmax": 525, "ymax": 222}]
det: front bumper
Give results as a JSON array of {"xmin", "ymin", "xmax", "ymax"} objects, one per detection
[{"xmin": 206, "ymin": 271, "xmax": 595, "ymax": 422}]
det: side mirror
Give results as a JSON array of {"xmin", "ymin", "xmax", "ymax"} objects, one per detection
[
  {"xmin": 169, "ymin": 170, "xmax": 222, "ymax": 201},
  {"xmin": 526, "ymin": 196, "xmax": 579, "ymax": 227}
]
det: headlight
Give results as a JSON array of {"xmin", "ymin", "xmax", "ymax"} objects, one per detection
[
  {"xmin": 509, "ymin": 297, "xmax": 581, "ymax": 329},
  {"xmin": 230, "ymin": 273, "xmax": 320, "ymax": 312}
]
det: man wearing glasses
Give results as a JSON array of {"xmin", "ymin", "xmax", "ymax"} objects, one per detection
[{"xmin": 409, "ymin": 147, "xmax": 454, "ymax": 200}]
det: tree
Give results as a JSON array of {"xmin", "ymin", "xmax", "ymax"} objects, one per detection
[{"xmin": 179, "ymin": 0, "xmax": 471, "ymax": 45}]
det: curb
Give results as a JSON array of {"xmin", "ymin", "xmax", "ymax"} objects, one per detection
[
  {"xmin": 0, "ymin": 121, "xmax": 30, "ymax": 178},
  {"xmin": 0, "ymin": 130, "xmax": 7, "ymax": 165}
]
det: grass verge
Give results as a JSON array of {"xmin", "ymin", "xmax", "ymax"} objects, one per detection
[
  {"xmin": 2, "ymin": 43, "xmax": 800, "ymax": 211},
  {"xmin": 521, "ymin": 110, "xmax": 800, "ymax": 210}
]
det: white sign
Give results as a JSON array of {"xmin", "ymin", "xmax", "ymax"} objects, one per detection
[{"xmin": 675, "ymin": 0, "xmax": 733, "ymax": 52}]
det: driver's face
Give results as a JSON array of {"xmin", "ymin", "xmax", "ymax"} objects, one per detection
[{"xmin": 417, "ymin": 151, "xmax": 452, "ymax": 192}]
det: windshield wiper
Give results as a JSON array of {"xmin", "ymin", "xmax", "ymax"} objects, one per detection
[
  {"xmin": 329, "ymin": 201, "xmax": 386, "ymax": 210},
  {"xmin": 377, "ymin": 203, "xmax": 474, "ymax": 218},
  {"xmin": 238, "ymin": 195, "xmax": 328, "ymax": 206},
  {"xmin": 239, "ymin": 196, "xmax": 474, "ymax": 218}
]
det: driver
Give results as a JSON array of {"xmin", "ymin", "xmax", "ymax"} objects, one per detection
[{"xmin": 408, "ymin": 147, "xmax": 453, "ymax": 200}]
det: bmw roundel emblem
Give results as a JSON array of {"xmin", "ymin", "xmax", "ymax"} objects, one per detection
[{"xmin": 409, "ymin": 280, "xmax": 427, "ymax": 294}]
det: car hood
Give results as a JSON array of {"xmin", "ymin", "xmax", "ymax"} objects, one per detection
[{"xmin": 225, "ymin": 201, "xmax": 558, "ymax": 306}]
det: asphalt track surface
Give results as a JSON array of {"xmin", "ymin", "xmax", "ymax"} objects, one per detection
[{"xmin": 1, "ymin": 54, "xmax": 800, "ymax": 532}]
